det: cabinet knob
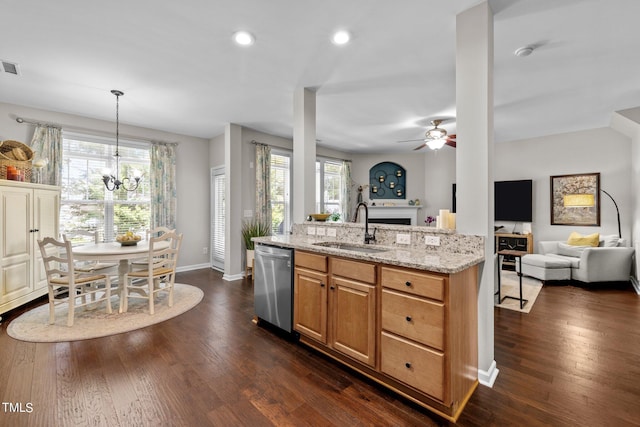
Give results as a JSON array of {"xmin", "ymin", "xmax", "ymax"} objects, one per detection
[
  {"xmin": 405, "ymin": 281, "xmax": 411, "ymax": 287},
  {"xmin": 320, "ymin": 282, "xmax": 325, "ymax": 287},
  {"xmin": 405, "ymin": 362, "xmax": 412, "ymax": 369},
  {"xmin": 405, "ymin": 316, "xmax": 412, "ymax": 322},
  {"xmin": 330, "ymin": 286, "xmax": 335, "ymax": 290}
]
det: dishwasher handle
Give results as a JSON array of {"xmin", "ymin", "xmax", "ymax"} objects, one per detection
[{"xmin": 256, "ymin": 252, "xmax": 291, "ymax": 260}]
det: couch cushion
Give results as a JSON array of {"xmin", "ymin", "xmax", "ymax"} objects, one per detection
[
  {"xmin": 599, "ymin": 234, "xmax": 620, "ymax": 247},
  {"xmin": 547, "ymin": 253, "xmax": 580, "ymax": 268},
  {"xmin": 521, "ymin": 254, "xmax": 572, "ymax": 268},
  {"xmin": 558, "ymin": 242, "xmax": 589, "ymax": 257},
  {"xmin": 567, "ymin": 231, "xmax": 599, "ymax": 247}
]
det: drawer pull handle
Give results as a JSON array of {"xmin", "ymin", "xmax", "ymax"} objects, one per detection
[
  {"xmin": 405, "ymin": 316, "xmax": 412, "ymax": 322},
  {"xmin": 405, "ymin": 281, "xmax": 411, "ymax": 287},
  {"xmin": 405, "ymin": 362, "xmax": 412, "ymax": 369}
]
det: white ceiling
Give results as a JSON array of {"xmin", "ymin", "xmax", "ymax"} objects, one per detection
[{"xmin": 1, "ymin": 0, "xmax": 639, "ymax": 153}]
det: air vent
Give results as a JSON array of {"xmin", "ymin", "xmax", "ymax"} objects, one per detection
[{"xmin": 1, "ymin": 61, "xmax": 20, "ymax": 75}]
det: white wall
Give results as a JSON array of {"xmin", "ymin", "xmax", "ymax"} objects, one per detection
[
  {"xmin": 350, "ymin": 149, "xmax": 456, "ymax": 224},
  {"xmin": 210, "ymin": 124, "xmax": 352, "ymax": 277},
  {"xmin": 494, "ymin": 127, "xmax": 632, "ymax": 246},
  {"xmin": 0, "ymin": 102, "xmax": 210, "ymax": 269}
]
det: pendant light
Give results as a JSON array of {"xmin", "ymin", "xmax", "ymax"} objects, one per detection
[{"xmin": 102, "ymin": 89, "xmax": 141, "ymax": 191}]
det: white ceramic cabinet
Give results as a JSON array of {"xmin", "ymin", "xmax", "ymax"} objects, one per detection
[{"xmin": 0, "ymin": 181, "xmax": 60, "ymax": 315}]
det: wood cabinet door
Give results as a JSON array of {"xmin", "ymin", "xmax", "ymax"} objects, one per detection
[
  {"xmin": 294, "ymin": 268, "xmax": 328, "ymax": 344},
  {"xmin": 0, "ymin": 186, "xmax": 33, "ymax": 304},
  {"xmin": 33, "ymin": 189, "xmax": 60, "ymax": 290},
  {"xmin": 330, "ymin": 276, "xmax": 376, "ymax": 367}
]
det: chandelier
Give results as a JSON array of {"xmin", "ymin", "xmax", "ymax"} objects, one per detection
[{"xmin": 102, "ymin": 89, "xmax": 141, "ymax": 192}]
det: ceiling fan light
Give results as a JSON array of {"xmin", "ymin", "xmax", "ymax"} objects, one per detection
[
  {"xmin": 426, "ymin": 138, "xmax": 446, "ymax": 150},
  {"xmin": 426, "ymin": 128, "xmax": 446, "ymax": 139}
]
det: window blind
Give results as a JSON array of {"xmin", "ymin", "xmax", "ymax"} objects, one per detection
[{"xmin": 211, "ymin": 168, "xmax": 225, "ymax": 270}]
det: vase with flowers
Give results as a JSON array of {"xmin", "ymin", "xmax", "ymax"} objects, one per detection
[{"xmin": 425, "ymin": 216, "xmax": 436, "ymax": 226}]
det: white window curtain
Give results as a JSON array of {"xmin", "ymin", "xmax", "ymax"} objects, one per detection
[
  {"xmin": 150, "ymin": 142, "xmax": 177, "ymax": 230},
  {"xmin": 29, "ymin": 125, "xmax": 62, "ymax": 186},
  {"xmin": 255, "ymin": 143, "xmax": 271, "ymax": 227},
  {"xmin": 341, "ymin": 160, "xmax": 353, "ymax": 222}
]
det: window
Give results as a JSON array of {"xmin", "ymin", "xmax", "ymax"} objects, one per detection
[
  {"xmin": 270, "ymin": 151, "xmax": 291, "ymax": 235},
  {"xmin": 60, "ymin": 133, "xmax": 151, "ymax": 242},
  {"xmin": 316, "ymin": 158, "xmax": 343, "ymax": 217}
]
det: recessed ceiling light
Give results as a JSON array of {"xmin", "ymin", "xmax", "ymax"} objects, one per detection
[
  {"xmin": 233, "ymin": 31, "xmax": 255, "ymax": 46},
  {"xmin": 332, "ymin": 30, "xmax": 351, "ymax": 45}
]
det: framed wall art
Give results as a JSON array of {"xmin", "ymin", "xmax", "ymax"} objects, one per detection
[{"xmin": 550, "ymin": 172, "xmax": 600, "ymax": 226}]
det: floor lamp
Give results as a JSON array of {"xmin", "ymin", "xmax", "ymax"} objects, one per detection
[
  {"xmin": 564, "ymin": 190, "xmax": 621, "ymax": 238},
  {"xmin": 601, "ymin": 189, "xmax": 622, "ymax": 239}
]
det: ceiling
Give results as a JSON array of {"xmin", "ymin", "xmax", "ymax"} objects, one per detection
[{"xmin": 1, "ymin": 0, "xmax": 639, "ymax": 154}]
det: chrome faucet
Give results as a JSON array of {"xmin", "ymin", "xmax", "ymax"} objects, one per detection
[{"xmin": 354, "ymin": 202, "xmax": 376, "ymax": 244}]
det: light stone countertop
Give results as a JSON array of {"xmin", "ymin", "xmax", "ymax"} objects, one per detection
[{"xmin": 253, "ymin": 234, "xmax": 484, "ymax": 274}]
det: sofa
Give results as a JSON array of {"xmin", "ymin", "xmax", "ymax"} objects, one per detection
[{"xmin": 519, "ymin": 234, "xmax": 635, "ymax": 283}]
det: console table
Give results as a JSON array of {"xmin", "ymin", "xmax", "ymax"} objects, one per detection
[
  {"xmin": 497, "ymin": 249, "xmax": 529, "ymax": 309},
  {"xmin": 495, "ymin": 233, "xmax": 533, "ymax": 270}
]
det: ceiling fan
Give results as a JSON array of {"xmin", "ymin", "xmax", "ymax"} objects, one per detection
[{"xmin": 396, "ymin": 119, "xmax": 456, "ymax": 150}]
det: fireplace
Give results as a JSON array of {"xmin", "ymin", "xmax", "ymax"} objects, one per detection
[
  {"xmin": 368, "ymin": 217, "xmax": 411, "ymax": 225},
  {"xmin": 367, "ymin": 206, "xmax": 421, "ymax": 226}
]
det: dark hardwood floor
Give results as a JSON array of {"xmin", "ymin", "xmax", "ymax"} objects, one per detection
[{"xmin": 1, "ymin": 269, "xmax": 639, "ymax": 426}]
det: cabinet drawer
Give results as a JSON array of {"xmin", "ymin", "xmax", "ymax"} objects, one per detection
[
  {"xmin": 295, "ymin": 251, "xmax": 328, "ymax": 272},
  {"xmin": 381, "ymin": 332, "xmax": 444, "ymax": 401},
  {"xmin": 331, "ymin": 257, "xmax": 376, "ymax": 284},
  {"xmin": 381, "ymin": 267, "xmax": 444, "ymax": 301},
  {"xmin": 381, "ymin": 289, "xmax": 444, "ymax": 350}
]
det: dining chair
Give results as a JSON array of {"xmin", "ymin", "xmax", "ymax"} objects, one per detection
[
  {"xmin": 63, "ymin": 230, "xmax": 118, "ymax": 274},
  {"xmin": 120, "ymin": 230, "xmax": 183, "ymax": 315},
  {"xmin": 129, "ymin": 226, "xmax": 176, "ymax": 272},
  {"xmin": 38, "ymin": 237, "xmax": 112, "ymax": 327}
]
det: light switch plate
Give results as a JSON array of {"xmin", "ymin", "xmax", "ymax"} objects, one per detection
[
  {"xmin": 316, "ymin": 227, "xmax": 326, "ymax": 236},
  {"xmin": 396, "ymin": 233, "xmax": 411, "ymax": 245},
  {"xmin": 307, "ymin": 226, "xmax": 316, "ymax": 235},
  {"xmin": 327, "ymin": 228, "xmax": 337, "ymax": 237},
  {"xmin": 425, "ymin": 235, "xmax": 440, "ymax": 246}
]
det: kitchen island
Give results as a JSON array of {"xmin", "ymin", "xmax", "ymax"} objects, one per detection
[{"xmin": 254, "ymin": 222, "xmax": 484, "ymax": 422}]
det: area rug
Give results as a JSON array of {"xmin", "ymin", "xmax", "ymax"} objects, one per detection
[
  {"xmin": 495, "ymin": 271, "xmax": 543, "ymax": 313},
  {"xmin": 7, "ymin": 283, "xmax": 204, "ymax": 343}
]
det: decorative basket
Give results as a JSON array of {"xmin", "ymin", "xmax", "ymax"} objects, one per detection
[{"xmin": 0, "ymin": 140, "xmax": 33, "ymax": 181}]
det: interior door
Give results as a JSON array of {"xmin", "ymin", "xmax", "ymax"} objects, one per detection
[{"xmin": 210, "ymin": 166, "xmax": 225, "ymax": 271}]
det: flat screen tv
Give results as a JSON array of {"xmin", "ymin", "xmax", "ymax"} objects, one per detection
[{"xmin": 495, "ymin": 179, "xmax": 533, "ymax": 222}]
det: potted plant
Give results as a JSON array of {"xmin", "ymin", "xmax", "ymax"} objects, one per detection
[{"xmin": 241, "ymin": 218, "xmax": 271, "ymax": 272}]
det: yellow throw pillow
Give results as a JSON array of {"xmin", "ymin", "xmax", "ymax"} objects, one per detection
[{"xmin": 567, "ymin": 231, "xmax": 600, "ymax": 247}]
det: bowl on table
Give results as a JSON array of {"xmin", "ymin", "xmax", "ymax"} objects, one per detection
[
  {"xmin": 115, "ymin": 234, "xmax": 142, "ymax": 246},
  {"xmin": 310, "ymin": 213, "xmax": 331, "ymax": 221}
]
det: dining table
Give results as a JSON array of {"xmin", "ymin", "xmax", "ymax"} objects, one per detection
[{"xmin": 72, "ymin": 240, "xmax": 168, "ymax": 287}]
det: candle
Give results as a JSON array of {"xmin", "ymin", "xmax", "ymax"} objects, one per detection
[{"xmin": 439, "ymin": 209, "xmax": 450, "ymax": 229}]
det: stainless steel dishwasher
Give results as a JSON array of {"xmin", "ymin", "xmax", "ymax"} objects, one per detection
[{"xmin": 254, "ymin": 243, "xmax": 294, "ymax": 333}]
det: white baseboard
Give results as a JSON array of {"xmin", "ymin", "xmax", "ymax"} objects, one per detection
[
  {"xmin": 478, "ymin": 360, "xmax": 499, "ymax": 388},
  {"xmin": 176, "ymin": 263, "xmax": 210, "ymax": 273},
  {"xmin": 223, "ymin": 272, "xmax": 245, "ymax": 281},
  {"xmin": 631, "ymin": 276, "xmax": 640, "ymax": 295}
]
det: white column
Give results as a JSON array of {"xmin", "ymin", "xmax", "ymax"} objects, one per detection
[
  {"xmin": 293, "ymin": 87, "xmax": 317, "ymax": 223},
  {"xmin": 224, "ymin": 123, "xmax": 243, "ymax": 280},
  {"xmin": 456, "ymin": 2, "xmax": 497, "ymax": 386}
]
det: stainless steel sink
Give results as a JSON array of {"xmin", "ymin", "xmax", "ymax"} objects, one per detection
[{"xmin": 312, "ymin": 241, "xmax": 389, "ymax": 254}]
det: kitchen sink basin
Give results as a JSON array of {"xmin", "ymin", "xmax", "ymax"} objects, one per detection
[{"xmin": 312, "ymin": 242, "xmax": 389, "ymax": 254}]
